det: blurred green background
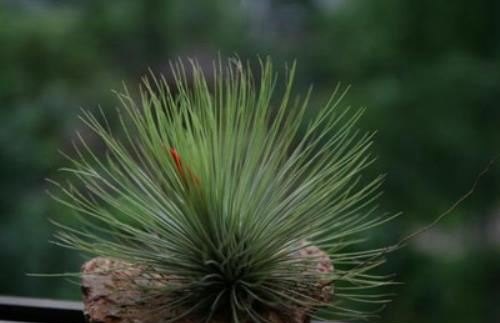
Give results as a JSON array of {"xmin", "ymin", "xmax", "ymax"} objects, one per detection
[{"xmin": 1, "ymin": 0, "xmax": 500, "ymax": 322}]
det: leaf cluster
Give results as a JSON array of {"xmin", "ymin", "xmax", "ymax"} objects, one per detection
[{"xmin": 51, "ymin": 58, "xmax": 395, "ymax": 322}]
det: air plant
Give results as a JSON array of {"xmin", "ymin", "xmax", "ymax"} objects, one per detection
[{"xmin": 50, "ymin": 58, "xmax": 397, "ymax": 322}]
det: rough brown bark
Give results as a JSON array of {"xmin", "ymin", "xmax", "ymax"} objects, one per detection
[{"xmin": 82, "ymin": 244, "xmax": 333, "ymax": 323}]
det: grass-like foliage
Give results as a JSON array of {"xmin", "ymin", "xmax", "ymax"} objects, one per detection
[{"xmin": 50, "ymin": 58, "xmax": 396, "ymax": 322}]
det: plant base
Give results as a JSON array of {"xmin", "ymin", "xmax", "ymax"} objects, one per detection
[{"xmin": 81, "ymin": 244, "xmax": 332, "ymax": 323}]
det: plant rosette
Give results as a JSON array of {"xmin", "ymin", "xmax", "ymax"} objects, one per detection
[{"xmin": 50, "ymin": 58, "xmax": 395, "ymax": 322}]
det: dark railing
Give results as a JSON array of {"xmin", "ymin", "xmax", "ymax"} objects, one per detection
[
  {"xmin": 0, "ymin": 296, "xmax": 85, "ymax": 323},
  {"xmin": 0, "ymin": 296, "xmax": 333, "ymax": 323}
]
